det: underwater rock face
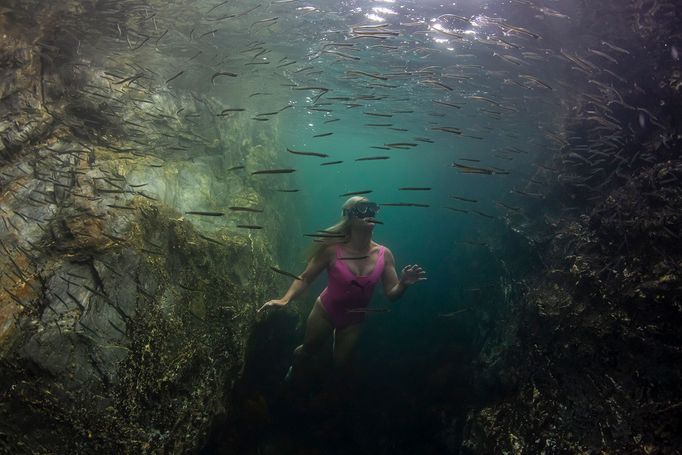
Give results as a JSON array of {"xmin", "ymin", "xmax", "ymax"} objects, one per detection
[
  {"xmin": 0, "ymin": 9, "xmax": 293, "ymax": 453},
  {"xmin": 460, "ymin": 8, "xmax": 682, "ymax": 453}
]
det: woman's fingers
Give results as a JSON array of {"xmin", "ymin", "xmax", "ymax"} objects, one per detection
[{"xmin": 258, "ymin": 301, "xmax": 276, "ymax": 313}]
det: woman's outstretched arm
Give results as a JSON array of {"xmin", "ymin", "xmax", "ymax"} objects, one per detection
[
  {"xmin": 382, "ymin": 247, "xmax": 427, "ymax": 302},
  {"xmin": 258, "ymin": 245, "xmax": 332, "ymax": 312}
]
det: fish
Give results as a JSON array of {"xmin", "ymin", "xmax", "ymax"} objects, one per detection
[
  {"xmin": 228, "ymin": 165, "xmax": 245, "ymax": 171},
  {"xmin": 236, "ymin": 225, "xmax": 263, "ymax": 229},
  {"xmin": 324, "ymin": 118, "xmax": 340, "ymax": 124},
  {"xmin": 217, "ymin": 108, "xmax": 246, "ymax": 116},
  {"xmin": 251, "ymin": 16, "xmax": 279, "ymax": 28},
  {"xmin": 206, "ymin": 0, "xmax": 230, "ymax": 14},
  {"xmin": 287, "ymin": 148, "xmax": 329, "ymax": 158},
  {"xmin": 304, "ymin": 233, "xmax": 346, "ymax": 238},
  {"xmin": 399, "ymin": 187, "xmax": 431, "ymax": 191},
  {"xmin": 445, "ymin": 206, "xmax": 468, "ymax": 214},
  {"xmin": 339, "ymin": 256, "xmax": 369, "ymax": 260},
  {"xmin": 322, "ymin": 42, "xmax": 356, "ymax": 49},
  {"xmin": 155, "ymin": 29, "xmax": 168, "ymax": 45},
  {"xmin": 421, "ymin": 80, "xmax": 454, "ymax": 91},
  {"xmin": 112, "ymin": 73, "xmax": 145, "ymax": 85},
  {"xmin": 601, "ymin": 40, "xmax": 630, "ymax": 55},
  {"xmin": 355, "ymin": 156, "xmax": 390, "ymax": 161},
  {"xmin": 211, "ymin": 71, "xmax": 238, "ymax": 85},
  {"xmin": 251, "ymin": 169, "xmax": 296, "ymax": 174},
  {"xmin": 385, "ymin": 143, "xmax": 417, "ymax": 148},
  {"xmin": 498, "ymin": 23, "xmax": 541, "ymax": 40},
  {"xmin": 185, "ymin": 211, "xmax": 224, "ymax": 216},
  {"xmin": 229, "ymin": 206, "xmax": 263, "ymax": 213},
  {"xmin": 165, "ymin": 71, "xmax": 185, "ymax": 84},
  {"xmin": 293, "ymin": 66, "xmax": 315, "ymax": 74},
  {"xmin": 366, "ymin": 123, "xmax": 393, "ymax": 127},
  {"xmin": 323, "ymin": 50, "xmax": 360, "ymax": 60},
  {"xmin": 274, "ymin": 189, "xmax": 300, "ymax": 192},
  {"xmin": 511, "ymin": 189, "xmax": 545, "ymax": 198},
  {"xmin": 292, "ymin": 85, "xmax": 330, "ymax": 93},
  {"xmin": 438, "ymin": 308, "xmax": 470, "ymax": 318},
  {"xmin": 136, "ymin": 192, "xmax": 158, "ymax": 201},
  {"xmin": 588, "ymin": 48, "xmax": 618, "ymax": 64},
  {"xmin": 455, "ymin": 241, "xmax": 489, "ymax": 247},
  {"xmin": 340, "ymin": 190, "xmax": 373, "ymax": 196},
  {"xmin": 450, "ymin": 195, "xmax": 478, "ymax": 203},
  {"xmin": 199, "ymin": 29, "xmax": 218, "ymax": 39},
  {"xmin": 345, "ymin": 70, "xmax": 388, "ymax": 81},
  {"xmin": 321, "ymin": 161, "xmax": 343, "ymax": 166},
  {"xmin": 313, "ymin": 132, "xmax": 333, "ymax": 138},
  {"xmin": 495, "ymin": 201, "xmax": 521, "ymax": 211},
  {"xmin": 431, "ymin": 126, "xmax": 462, "ymax": 135},
  {"xmin": 364, "ymin": 112, "xmax": 393, "ymax": 117},
  {"xmin": 347, "ymin": 308, "xmax": 390, "ymax": 313},
  {"xmin": 65, "ymin": 291, "xmax": 86, "ymax": 312},
  {"xmin": 451, "ymin": 163, "xmax": 495, "ymax": 175},
  {"xmin": 380, "ymin": 203, "xmax": 430, "ymax": 207},
  {"xmin": 519, "ymin": 75, "xmax": 553, "ymax": 90},
  {"xmin": 472, "ymin": 210, "xmax": 495, "ymax": 219},
  {"xmin": 270, "ymin": 266, "xmax": 302, "ymax": 280},
  {"xmin": 494, "ymin": 53, "xmax": 526, "ymax": 66},
  {"xmin": 197, "ymin": 233, "xmax": 224, "ymax": 246},
  {"xmin": 467, "ymin": 95, "xmax": 502, "ymax": 106},
  {"xmin": 433, "ymin": 100, "xmax": 463, "ymax": 109}
]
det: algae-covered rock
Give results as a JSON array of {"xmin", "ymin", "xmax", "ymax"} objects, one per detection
[{"xmin": 0, "ymin": 3, "xmax": 295, "ymax": 451}]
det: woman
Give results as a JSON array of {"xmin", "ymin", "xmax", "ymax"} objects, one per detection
[{"xmin": 258, "ymin": 196, "xmax": 427, "ymax": 384}]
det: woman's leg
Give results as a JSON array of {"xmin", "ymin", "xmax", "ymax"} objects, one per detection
[
  {"xmin": 326, "ymin": 323, "xmax": 363, "ymax": 405},
  {"xmin": 288, "ymin": 298, "xmax": 334, "ymax": 382},
  {"xmin": 332, "ymin": 323, "xmax": 363, "ymax": 372}
]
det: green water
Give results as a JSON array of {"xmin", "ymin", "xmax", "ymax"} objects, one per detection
[{"xmin": 5, "ymin": 0, "xmax": 662, "ymax": 451}]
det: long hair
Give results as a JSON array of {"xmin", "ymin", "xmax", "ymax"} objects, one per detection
[{"xmin": 303, "ymin": 196, "xmax": 369, "ymax": 261}]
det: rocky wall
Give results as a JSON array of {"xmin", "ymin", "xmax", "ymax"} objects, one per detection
[
  {"xmin": 459, "ymin": 3, "xmax": 682, "ymax": 453},
  {"xmin": 0, "ymin": 2, "xmax": 294, "ymax": 452}
]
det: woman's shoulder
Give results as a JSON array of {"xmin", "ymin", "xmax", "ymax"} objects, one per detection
[
  {"xmin": 371, "ymin": 243, "xmax": 391, "ymax": 260},
  {"xmin": 380, "ymin": 244, "xmax": 394, "ymax": 260},
  {"xmin": 373, "ymin": 241, "xmax": 388, "ymax": 251},
  {"xmin": 323, "ymin": 243, "xmax": 340, "ymax": 260}
]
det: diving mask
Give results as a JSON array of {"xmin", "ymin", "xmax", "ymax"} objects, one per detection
[{"xmin": 344, "ymin": 202, "xmax": 380, "ymax": 219}]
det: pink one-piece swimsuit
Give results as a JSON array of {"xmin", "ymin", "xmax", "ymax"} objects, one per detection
[{"xmin": 319, "ymin": 244, "xmax": 386, "ymax": 330}]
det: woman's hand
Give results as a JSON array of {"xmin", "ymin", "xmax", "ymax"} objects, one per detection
[
  {"xmin": 399, "ymin": 264, "xmax": 427, "ymax": 286},
  {"xmin": 258, "ymin": 298, "xmax": 289, "ymax": 313}
]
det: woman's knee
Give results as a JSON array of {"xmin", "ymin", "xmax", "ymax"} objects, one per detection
[
  {"xmin": 294, "ymin": 344, "xmax": 310, "ymax": 357},
  {"xmin": 295, "ymin": 342, "xmax": 320, "ymax": 359},
  {"xmin": 332, "ymin": 350, "xmax": 351, "ymax": 369}
]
